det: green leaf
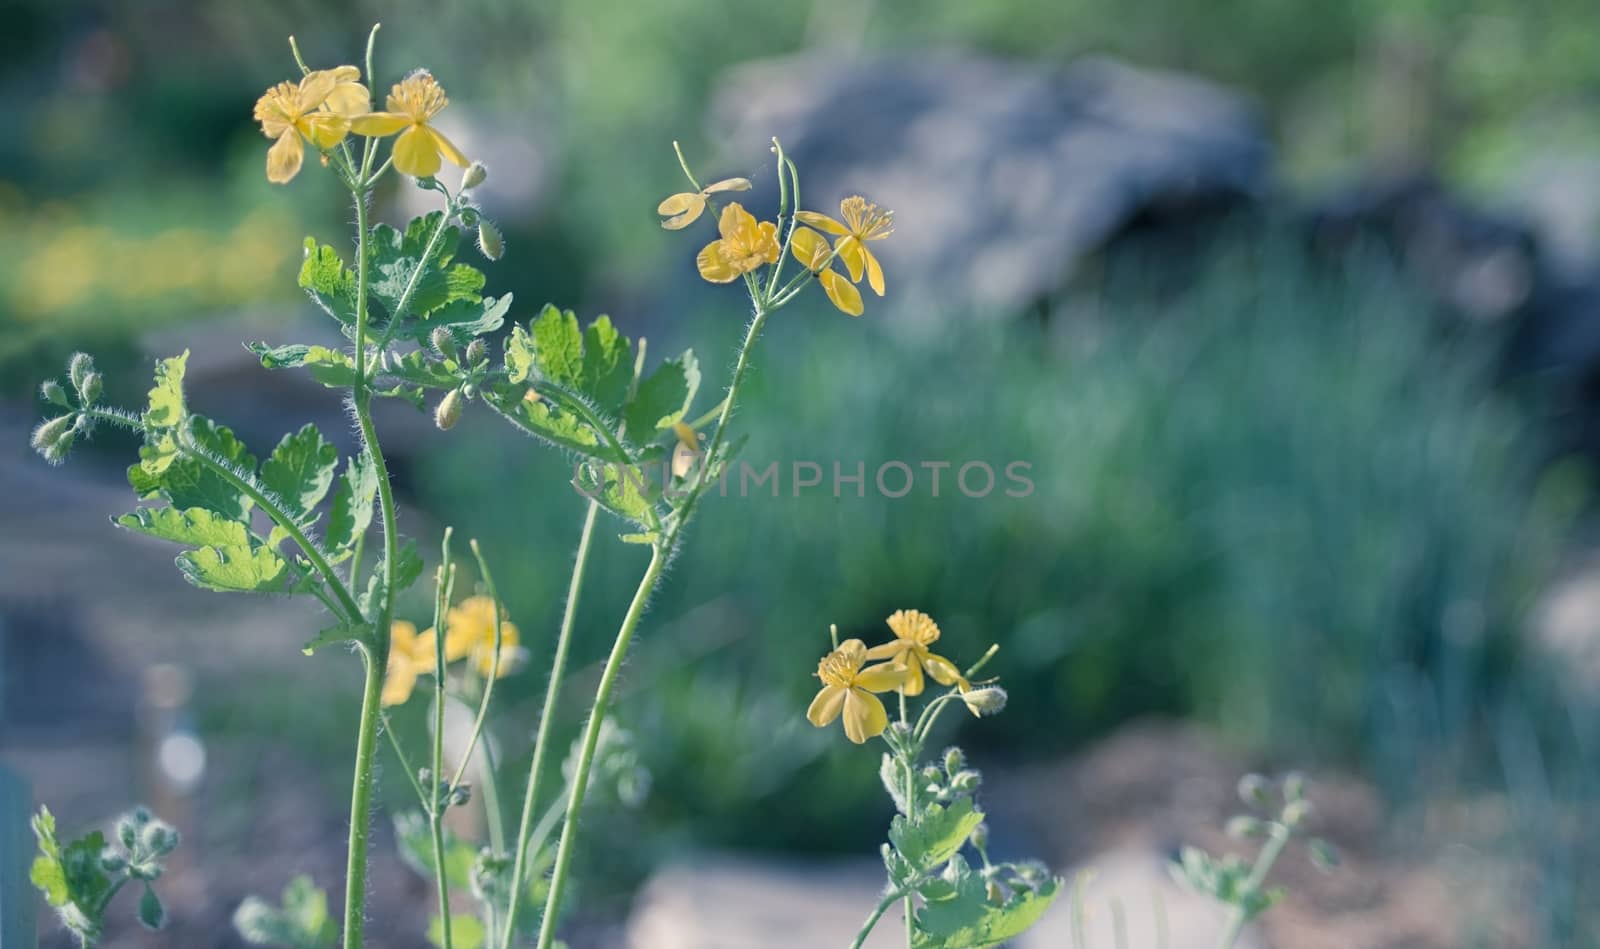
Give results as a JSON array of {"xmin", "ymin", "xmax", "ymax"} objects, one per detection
[
  {"xmin": 581, "ymin": 315, "xmax": 633, "ymax": 412},
  {"xmin": 260, "ymin": 424, "xmax": 339, "ymax": 521},
  {"xmin": 298, "ymin": 238, "xmax": 358, "ymax": 327},
  {"xmin": 234, "ymin": 875, "xmax": 337, "ymax": 948},
  {"xmin": 624, "ymin": 351, "xmax": 700, "ymax": 439},
  {"xmin": 504, "ymin": 324, "xmax": 535, "ymax": 384},
  {"xmin": 381, "ymin": 349, "xmax": 461, "ymax": 389},
  {"xmin": 30, "ymin": 808, "xmax": 114, "ymax": 943},
  {"xmin": 177, "ymin": 545, "xmax": 289, "ymax": 593},
  {"xmin": 359, "ymin": 538, "xmax": 423, "ymax": 616},
  {"xmin": 531, "ymin": 304, "xmax": 584, "ymax": 386},
  {"xmin": 890, "ymin": 798, "xmax": 984, "ymax": 873},
  {"xmin": 145, "ymin": 350, "xmax": 188, "ymax": 429},
  {"xmin": 129, "ymin": 419, "xmax": 257, "ymax": 522},
  {"xmin": 492, "ymin": 390, "xmax": 613, "ymax": 458},
  {"xmin": 913, "ymin": 856, "xmax": 1060, "ymax": 949},
  {"xmin": 326, "ymin": 450, "xmax": 379, "ymax": 554},
  {"xmin": 369, "ymin": 213, "xmax": 475, "ymax": 330},
  {"xmin": 303, "ymin": 621, "xmax": 373, "ymax": 655},
  {"xmin": 576, "ymin": 462, "xmax": 655, "ymax": 525},
  {"xmin": 247, "ymin": 343, "xmax": 359, "ymax": 388},
  {"xmin": 115, "ymin": 507, "xmax": 252, "ymax": 548},
  {"xmin": 428, "ymin": 914, "xmax": 485, "ymax": 949},
  {"xmin": 392, "ymin": 812, "xmax": 477, "ymax": 894},
  {"xmin": 428, "ymin": 293, "xmax": 513, "ymax": 345},
  {"xmin": 138, "ymin": 885, "xmax": 165, "ymax": 930}
]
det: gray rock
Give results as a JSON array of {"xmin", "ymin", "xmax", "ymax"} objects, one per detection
[{"xmin": 709, "ymin": 54, "xmax": 1269, "ymax": 320}]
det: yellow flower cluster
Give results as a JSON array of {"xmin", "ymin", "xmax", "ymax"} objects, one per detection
[
  {"xmin": 656, "ymin": 153, "xmax": 893, "ymax": 317},
  {"xmin": 807, "ymin": 610, "xmax": 968, "ymax": 743},
  {"xmin": 382, "ymin": 595, "xmax": 521, "ymax": 707},
  {"xmin": 253, "ymin": 66, "xmax": 469, "ymax": 183}
]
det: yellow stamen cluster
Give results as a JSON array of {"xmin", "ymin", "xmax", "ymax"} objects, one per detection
[{"xmin": 808, "ymin": 610, "xmax": 979, "ymax": 743}]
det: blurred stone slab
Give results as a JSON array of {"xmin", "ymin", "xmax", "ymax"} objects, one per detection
[
  {"xmin": 627, "ymin": 855, "xmax": 902, "ymax": 949},
  {"xmin": 710, "ymin": 54, "xmax": 1268, "ymax": 319},
  {"xmin": 1018, "ymin": 850, "xmax": 1263, "ymax": 949}
]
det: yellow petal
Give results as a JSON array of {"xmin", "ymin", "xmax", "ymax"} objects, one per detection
[
  {"xmin": 900, "ymin": 659, "xmax": 926, "ymax": 697},
  {"xmin": 796, "ymin": 211, "xmax": 850, "ymax": 236},
  {"xmin": 350, "ymin": 112, "xmax": 411, "ymax": 137},
  {"xmin": 703, "ymin": 177, "xmax": 753, "ymax": 194},
  {"xmin": 696, "ymin": 240, "xmax": 742, "ymax": 283},
  {"xmin": 921, "ymin": 651, "xmax": 965, "ymax": 688},
  {"xmin": 855, "ymin": 661, "xmax": 911, "ymax": 693},
  {"xmin": 807, "ymin": 685, "xmax": 847, "ymax": 727},
  {"xmin": 299, "ymin": 112, "xmax": 350, "ymax": 151},
  {"xmin": 390, "ymin": 620, "xmax": 418, "ymax": 653},
  {"xmin": 253, "ymin": 83, "xmax": 295, "ymax": 138},
  {"xmin": 381, "ymin": 656, "xmax": 417, "ymax": 707},
  {"xmin": 756, "ymin": 221, "xmax": 781, "ymax": 264},
  {"xmin": 323, "ymin": 80, "xmax": 371, "ymax": 117},
  {"xmin": 819, "ymin": 268, "xmax": 864, "ymax": 317},
  {"xmin": 790, "ymin": 226, "xmax": 831, "ymax": 272},
  {"xmin": 657, "ymin": 193, "xmax": 707, "ymax": 230},
  {"xmin": 392, "ymin": 124, "xmax": 443, "ymax": 178},
  {"xmin": 297, "ymin": 69, "xmax": 340, "ymax": 110},
  {"xmin": 863, "ymin": 640, "xmax": 906, "ymax": 662},
  {"xmin": 842, "ymin": 688, "xmax": 888, "ymax": 743},
  {"xmin": 426, "ymin": 125, "xmax": 470, "ymax": 168},
  {"xmin": 718, "ymin": 202, "xmax": 758, "ymax": 242},
  {"xmin": 836, "ymin": 236, "xmax": 866, "ymax": 283},
  {"xmin": 266, "ymin": 128, "xmax": 304, "ymax": 184},
  {"xmin": 863, "ymin": 245, "xmax": 885, "ymax": 296}
]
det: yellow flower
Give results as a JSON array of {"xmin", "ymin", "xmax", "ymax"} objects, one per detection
[
  {"xmin": 444, "ymin": 595, "xmax": 521, "ymax": 678},
  {"xmin": 796, "ymin": 196, "xmax": 895, "ymax": 296},
  {"xmin": 695, "ymin": 203, "xmax": 780, "ymax": 283},
  {"xmin": 657, "ymin": 177, "xmax": 753, "ymax": 230},
  {"xmin": 790, "ymin": 226, "xmax": 863, "ymax": 317},
  {"xmin": 807, "ymin": 639, "xmax": 912, "ymax": 744},
  {"xmin": 864, "ymin": 610, "xmax": 968, "ymax": 697},
  {"xmin": 382, "ymin": 620, "xmax": 432, "ymax": 707},
  {"xmin": 351, "ymin": 70, "xmax": 469, "ymax": 179},
  {"xmin": 253, "ymin": 66, "xmax": 367, "ymax": 184},
  {"xmin": 671, "ymin": 421, "xmax": 702, "ymax": 478}
]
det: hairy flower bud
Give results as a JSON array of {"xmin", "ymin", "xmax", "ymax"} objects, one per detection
[
  {"xmin": 461, "ymin": 161, "xmax": 488, "ymax": 190},
  {"xmin": 477, "ymin": 219, "xmax": 505, "ymax": 261},
  {"xmin": 430, "ymin": 326, "xmax": 457, "ymax": 358},
  {"xmin": 1283, "ymin": 771, "xmax": 1307, "ymax": 802},
  {"xmin": 1226, "ymin": 815, "xmax": 1265, "ymax": 839},
  {"xmin": 31, "ymin": 414, "xmax": 76, "ymax": 465},
  {"xmin": 1282, "ymin": 798, "xmax": 1313, "ymax": 828},
  {"xmin": 464, "ymin": 339, "xmax": 487, "ymax": 366},
  {"xmin": 40, "ymin": 379, "xmax": 69, "ymax": 407},
  {"xmin": 68, "ymin": 352, "xmax": 94, "ymax": 394},
  {"xmin": 435, "ymin": 389, "xmax": 463, "ymax": 431},
  {"xmin": 950, "ymin": 769, "xmax": 982, "ymax": 793},
  {"xmin": 80, "ymin": 372, "xmax": 102, "ymax": 405},
  {"xmin": 961, "ymin": 686, "xmax": 1007, "ymax": 717},
  {"xmin": 969, "ymin": 822, "xmax": 989, "ymax": 851},
  {"xmin": 943, "ymin": 747, "xmax": 966, "ymax": 776},
  {"xmin": 1237, "ymin": 773, "xmax": 1272, "ymax": 810}
]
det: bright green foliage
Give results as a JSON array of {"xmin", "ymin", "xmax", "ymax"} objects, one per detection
[
  {"xmin": 297, "ymin": 238, "xmax": 358, "ymax": 328},
  {"xmin": 889, "ymin": 798, "xmax": 983, "ymax": 874},
  {"xmin": 260, "ymin": 424, "xmax": 339, "ymax": 522},
  {"xmin": 582, "ymin": 316, "xmax": 633, "ymax": 411},
  {"xmin": 429, "ymin": 914, "xmax": 486, "ymax": 949},
  {"xmin": 233, "ymin": 875, "xmax": 337, "ymax": 949},
  {"xmin": 246, "ymin": 343, "xmax": 358, "ymax": 388},
  {"xmin": 114, "ymin": 507, "xmax": 252, "ymax": 548},
  {"xmin": 325, "ymin": 450, "xmax": 379, "ymax": 556},
  {"xmin": 176, "ymin": 544, "xmax": 289, "ymax": 593},
  {"xmin": 368, "ymin": 212, "xmax": 478, "ymax": 327},
  {"xmin": 912, "ymin": 856, "xmax": 1060, "ymax": 949},
  {"xmin": 143, "ymin": 350, "xmax": 187, "ymax": 429},
  {"xmin": 622, "ymin": 351, "xmax": 698, "ymax": 440},
  {"xmin": 31, "ymin": 806, "xmax": 179, "ymax": 946},
  {"xmin": 359, "ymin": 537, "xmax": 423, "ymax": 615},
  {"xmin": 394, "ymin": 812, "xmax": 478, "ymax": 894},
  {"xmin": 528, "ymin": 304, "xmax": 585, "ymax": 387},
  {"xmin": 128, "ymin": 419, "xmax": 257, "ymax": 522}
]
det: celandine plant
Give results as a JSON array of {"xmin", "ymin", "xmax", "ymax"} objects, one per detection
[{"xmin": 26, "ymin": 26, "xmax": 1064, "ymax": 949}]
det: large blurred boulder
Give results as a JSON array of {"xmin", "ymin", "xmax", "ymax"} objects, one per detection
[{"xmin": 709, "ymin": 55, "xmax": 1270, "ymax": 319}]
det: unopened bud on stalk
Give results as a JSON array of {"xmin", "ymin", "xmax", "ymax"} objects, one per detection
[
  {"xmin": 435, "ymin": 389, "xmax": 463, "ymax": 431},
  {"xmin": 40, "ymin": 380, "xmax": 68, "ymax": 407},
  {"xmin": 477, "ymin": 219, "xmax": 505, "ymax": 261},
  {"xmin": 950, "ymin": 769, "xmax": 982, "ymax": 793},
  {"xmin": 970, "ymin": 822, "xmax": 989, "ymax": 851},
  {"xmin": 431, "ymin": 326, "xmax": 457, "ymax": 358},
  {"xmin": 1226, "ymin": 815, "xmax": 1265, "ymax": 839},
  {"xmin": 461, "ymin": 161, "xmax": 488, "ymax": 190},
  {"xmin": 961, "ymin": 686, "xmax": 1007, "ymax": 717},
  {"xmin": 31, "ymin": 414, "xmax": 76, "ymax": 465},
  {"xmin": 80, "ymin": 372, "xmax": 102, "ymax": 405},
  {"xmin": 1282, "ymin": 798, "xmax": 1313, "ymax": 828},
  {"xmin": 464, "ymin": 339, "xmax": 487, "ymax": 365},
  {"xmin": 1283, "ymin": 771, "xmax": 1307, "ymax": 802},
  {"xmin": 1237, "ymin": 773, "xmax": 1272, "ymax": 810},
  {"xmin": 68, "ymin": 352, "xmax": 94, "ymax": 394},
  {"xmin": 943, "ymin": 747, "xmax": 966, "ymax": 776}
]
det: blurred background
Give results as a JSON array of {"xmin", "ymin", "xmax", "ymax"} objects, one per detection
[{"xmin": 5, "ymin": 1, "xmax": 1600, "ymax": 946}]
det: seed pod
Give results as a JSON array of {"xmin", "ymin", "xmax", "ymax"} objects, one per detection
[
  {"xmin": 435, "ymin": 389, "xmax": 464, "ymax": 431},
  {"xmin": 477, "ymin": 219, "xmax": 505, "ymax": 261},
  {"xmin": 461, "ymin": 161, "xmax": 488, "ymax": 190},
  {"xmin": 40, "ymin": 380, "xmax": 69, "ymax": 407}
]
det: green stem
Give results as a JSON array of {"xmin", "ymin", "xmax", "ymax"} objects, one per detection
[
  {"xmin": 450, "ymin": 540, "xmax": 506, "ymax": 793},
  {"xmin": 851, "ymin": 889, "xmax": 906, "ymax": 949},
  {"xmin": 1214, "ymin": 825, "xmax": 1289, "ymax": 949},
  {"xmin": 344, "ymin": 644, "xmax": 385, "ymax": 948},
  {"xmin": 534, "ymin": 545, "xmax": 665, "ymax": 949},
  {"xmin": 429, "ymin": 535, "xmax": 458, "ymax": 949}
]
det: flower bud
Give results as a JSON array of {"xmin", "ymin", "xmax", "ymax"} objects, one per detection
[
  {"xmin": 943, "ymin": 747, "xmax": 966, "ymax": 776},
  {"xmin": 1283, "ymin": 771, "xmax": 1307, "ymax": 802},
  {"xmin": 950, "ymin": 769, "xmax": 982, "ymax": 793},
  {"xmin": 68, "ymin": 352, "xmax": 94, "ymax": 394},
  {"xmin": 464, "ymin": 339, "xmax": 487, "ymax": 365},
  {"xmin": 1225, "ymin": 815, "xmax": 1265, "ymax": 839},
  {"xmin": 31, "ymin": 414, "xmax": 76, "ymax": 465},
  {"xmin": 40, "ymin": 380, "xmax": 69, "ymax": 407},
  {"xmin": 969, "ymin": 822, "xmax": 989, "ymax": 851},
  {"xmin": 430, "ymin": 326, "xmax": 457, "ymax": 358},
  {"xmin": 1307, "ymin": 837, "xmax": 1340, "ymax": 872},
  {"xmin": 80, "ymin": 372, "xmax": 102, "ymax": 405},
  {"xmin": 435, "ymin": 390, "xmax": 463, "ymax": 431},
  {"xmin": 961, "ymin": 686, "xmax": 1007, "ymax": 717},
  {"xmin": 449, "ymin": 783, "xmax": 472, "ymax": 808},
  {"xmin": 477, "ymin": 219, "xmax": 505, "ymax": 261},
  {"xmin": 986, "ymin": 880, "xmax": 1005, "ymax": 904},
  {"xmin": 100, "ymin": 851, "xmax": 128, "ymax": 873},
  {"xmin": 1237, "ymin": 773, "xmax": 1272, "ymax": 810},
  {"xmin": 1282, "ymin": 798, "xmax": 1313, "ymax": 828},
  {"xmin": 461, "ymin": 161, "xmax": 488, "ymax": 190}
]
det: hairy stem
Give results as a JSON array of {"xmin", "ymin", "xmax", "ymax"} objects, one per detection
[
  {"xmin": 500, "ymin": 499, "xmax": 600, "ymax": 949},
  {"xmin": 429, "ymin": 539, "xmax": 458, "ymax": 949},
  {"xmin": 534, "ymin": 545, "xmax": 665, "ymax": 949},
  {"xmin": 851, "ymin": 889, "xmax": 906, "ymax": 949}
]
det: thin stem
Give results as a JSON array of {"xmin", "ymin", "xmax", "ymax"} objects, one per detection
[
  {"xmin": 377, "ymin": 196, "xmax": 456, "ymax": 346},
  {"xmin": 429, "ymin": 533, "xmax": 458, "ymax": 949},
  {"xmin": 1214, "ymin": 824, "xmax": 1289, "ymax": 949},
  {"xmin": 534, "ymin": 545, "xmax": 666, "ymax": 949},
  {"xmin": 500, "ymin": 500, "xmax": 601, "ymax": 949},
  {"xmin": 898, "ymin": 691, "xmax": 915, "ymax": 949},
  {"xmin": 449, "ymin": 540, "xmax": 505, "ymax": 793},
  {"xmin": 382, "ymin": 713, "xmax": 429, "ymax": 807},
  {"xmin": 850, "ymin": 890, "xmax": 906, "ymax": 949}
]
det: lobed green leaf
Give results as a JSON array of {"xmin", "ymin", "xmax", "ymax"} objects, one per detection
[
  {"xmin": 260, "ymin": 424, "xmax": 339, "ymax": 522},
  {"xmin": 176, "ymin": 544, "xmax": 289, "ymax": 593}
]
